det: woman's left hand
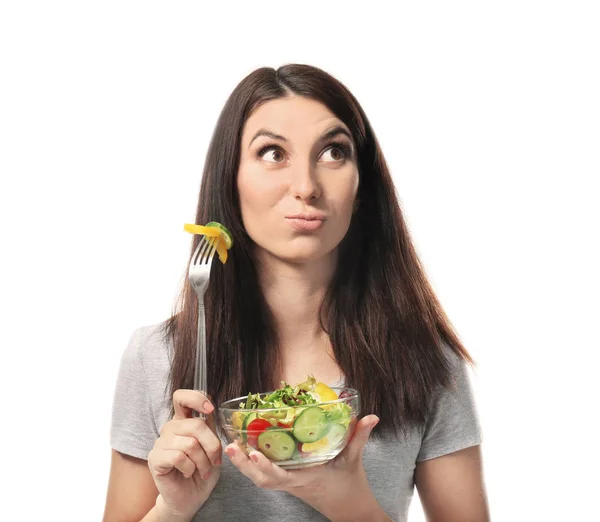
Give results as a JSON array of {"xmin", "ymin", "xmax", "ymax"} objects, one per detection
[{"xmin": 225, "ymin": 414, "xmax": 388, "ymax": 521}]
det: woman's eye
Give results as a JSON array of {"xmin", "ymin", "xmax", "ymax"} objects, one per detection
[
  {"xmin": 258, "ymin": 146, "xmax": 286, "ymax": 163},
  {"xmin": 257, "ymin": 142, "xmax": 352, "ymax": 163},
  {"xmin": 320, "ymin": 143, "xmax": 351, "ymax": 162}
]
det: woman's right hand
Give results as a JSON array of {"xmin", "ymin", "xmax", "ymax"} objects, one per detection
[{"xmin": 147, "ymin": 390, "xmax": 222, "ymax": 520}]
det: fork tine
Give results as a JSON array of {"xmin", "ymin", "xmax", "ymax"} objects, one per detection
[
  {"xmin": 191, "ymin": 236, "xmax": 211, "ymax": 266},
  {"xmin": 200, "ymin": 236, "xmax": 222, "ymax": 265},
  {"xmin": 198, "ymin": 236, "xmax": 213, "ymax": 264},
  {"xmin": 190, "ymin": 234, "xmax": 222, "ymax": 268},
  {"xmin": 190, "ymin": 239, "xmax": 201, "ymax": 266}
]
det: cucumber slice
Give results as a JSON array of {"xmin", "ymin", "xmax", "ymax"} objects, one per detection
[
  {"xmin": 292, "ymin": 407, "xmax": 329, "ymax": 443},
  {"xmin": 257, "ymin": 429, "xmax": 295, "ymax": 461},
  {"xmin": 327, "ymin": 423, "xmax": 347, "ymax": 449},
  {"xmin": 205, "ymin": 221, "xmax": 233, "ymax": 249},
  {"xmin": 241, "ymin": 411, "xmax": 258, "ymax": 442}
]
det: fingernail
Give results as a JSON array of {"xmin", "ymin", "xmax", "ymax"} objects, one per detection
[
  {"xmin": 205, "ymin": 402, "xmax": 214, "ymax": 413},
  {"xmin": 225, "ymin": 447, "xmax": 235, "ymax": 458},
  {"xmin": 250, "ymin": 453, "xmax": 259, "ymax": 464},
  {"xmin": 371, "ymin": 418, "xmax": 380, "ymax": 429}
]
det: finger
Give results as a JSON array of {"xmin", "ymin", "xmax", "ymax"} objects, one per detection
[
  {"xmin": 173, "ymin": 389, "xmax": 214, "ymax": 419},
  {"xmin": 148, "ymin": 448, "xmax": 196, "ymax": 479},
  {"xmin": 205, "ymin": 410, "xmax": 218, "ymax": 434},
  {"xmin": 164, "ymin": 418, "xmax": 223, "ymax": 466},
  {"xmin": 155, "ymin": 434, "xmax": 213, "ymax": 477},
  {"xmin": 247, "ymin": 449, "xmax": 290, "ymax": 485},
  {"xmin": 225, "ymin": 443, "xmax": 286, "ymax": 490},
  {"xmin": 343, "ymin": 414, "xmax": 379, "ymax": 463}
]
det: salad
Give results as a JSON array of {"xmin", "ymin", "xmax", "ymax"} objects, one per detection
[
  {"xmin": 182, "ymin": 224, "xmax": 357, "ymax": 463},
  {"xmin": 184, "ymin": 221, "xmax": 233, "ymax": 263},
  {"xmin": 230, "ymin": 375, "xmax": 354, "ymax": 462}
]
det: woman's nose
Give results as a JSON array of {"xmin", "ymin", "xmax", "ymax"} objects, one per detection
[{"xmin": 289, "ymin": 163, "xmax": 321, "ymax": 202}]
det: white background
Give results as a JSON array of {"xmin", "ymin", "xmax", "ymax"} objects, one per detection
[{"xmin": 1, "ymin": 1, "xmax": 598, "ymax": 520}]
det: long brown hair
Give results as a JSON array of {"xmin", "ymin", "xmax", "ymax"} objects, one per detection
[{"xmin": 160, "ymin": 63, "xmax": 474, "ymax": 438}]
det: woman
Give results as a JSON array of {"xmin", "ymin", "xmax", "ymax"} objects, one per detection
[{"xmin": 103, "ymin": 64, "xmax": 490, "ymax": 521}]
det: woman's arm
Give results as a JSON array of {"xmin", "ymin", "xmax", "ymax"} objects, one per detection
[
  {"xmin": 102, "ymin": 449, "xmax": 161, "ymax": 522},
  {"xmin": 414, "ymin": 445, "xmax": 490, "ymax": 522}
]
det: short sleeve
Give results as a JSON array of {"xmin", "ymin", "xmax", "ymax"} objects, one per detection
[
  {"xmin": 416, "ymin": 346, "xmax": 483, "ymax": 462},
  {"xmin": 109, "ymin": 328, "xmax": 160, "ymax": 460}
]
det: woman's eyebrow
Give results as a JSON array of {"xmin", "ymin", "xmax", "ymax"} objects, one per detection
[
  {"xmin": 248, "ymin": 125, "xmax": 353, "ymax": 149},
  {"xmin": 319, "ymin": 125, "xmax": 353, "ymax": 144},
  {"xmin": 248, "ymin": 129, "xmax": 286, "ymax": 148}
]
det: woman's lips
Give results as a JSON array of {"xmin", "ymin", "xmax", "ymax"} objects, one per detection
[{"xmin": 285, "ymin": 218, "xmax": 325, "ymax": 231}]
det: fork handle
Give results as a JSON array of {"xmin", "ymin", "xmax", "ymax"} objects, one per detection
[{"xmin": 192, "ymin": 303, "xmax": 207, "ymax": 420}]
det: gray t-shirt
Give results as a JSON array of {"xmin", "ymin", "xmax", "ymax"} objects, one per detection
[{"xmin": 110, "ymin": 323, "xmax": 483, "ymax": 521}]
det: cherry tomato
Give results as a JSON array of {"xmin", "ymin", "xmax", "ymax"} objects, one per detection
[{"xmin": 246, "ymin": 418, "xmax": 271, "ymax": 448}]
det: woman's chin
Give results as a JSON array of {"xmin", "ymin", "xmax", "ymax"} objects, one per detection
[
  {"xmin": 276, "ymin": 249, "xmax": 327, "ymax": 264},
  {"xmin": 257, "ymin": 242, "xmax": 337, "ymax": 265},
  {"xmin": 283, "ymin": 252, "xmax": 328, "ymax": 265}
]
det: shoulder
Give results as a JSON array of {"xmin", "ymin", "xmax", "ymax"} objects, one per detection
[
  {"xmin": 442, "ymin": 340, "xmax": 476, "ymax": 389},
  {"xmin": 420, "ymin": 339, "xmax": 478, "ymax": 420},
  {"xmin": 111, "ymin": 321, "xmax": 173, "ymax": 454},
  {"xmin": 117, "ymin": 321, "xmax": 172, "ymax": 417},
  {"xmin": 416, "ymin": 340, "xmax": 482, "ymax": 462},
  {"xmin": 121, "ymin": 321, "xmax": 172, "ymax": 375}
]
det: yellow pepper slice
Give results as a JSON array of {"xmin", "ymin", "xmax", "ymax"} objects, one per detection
[
  {"xmin": 183, "ymin": 223, "xmax": 221, "ymax": 237},
  {"xmin": 314, "ymin": 382, "xmax": 339, "ymax": 402},
  {"xmin": 301, "ymin": 437, "xmax": 330, "ymax": 454},
  {"xmin": 209, "ymin": 236, "xmax": 228, "ymax": 264},
  {"xmin": 232, "ymin": 411, "xmax": 245, "ymax": 431},
  {"xmin": 184, "ymin": 223, "xmax": 229, "ymax": 264}
]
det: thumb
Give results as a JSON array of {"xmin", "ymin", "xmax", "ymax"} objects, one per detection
[
  {"xmin": 204, "ymin": 396, "xmax": 218, "ymax": 435},
  {"xmin": 206, "ymin": 412, "xmax": 219, "ymax": 435},
  {"xmin": 343, "ymin": 414, "xmax": 379, "ymax": 462}
]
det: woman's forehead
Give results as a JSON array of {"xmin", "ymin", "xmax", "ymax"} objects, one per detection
[{"xmin": 242, "ymin": 97, "xmax": 349, "ymax": 146}]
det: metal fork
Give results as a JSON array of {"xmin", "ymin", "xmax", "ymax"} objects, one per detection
[{"xmin": 188, "ymin": 234, "xmax": 221, "ymax": 419}]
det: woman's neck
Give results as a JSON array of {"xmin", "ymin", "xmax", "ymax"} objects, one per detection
[{"xmin": 255, "ymin": 249, "xmax": 336, "ymax": 355}]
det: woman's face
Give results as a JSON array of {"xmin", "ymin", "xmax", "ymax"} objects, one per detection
[{"xmin": 237, "ymin": 96, "xmax": 359, "ymax": 264}]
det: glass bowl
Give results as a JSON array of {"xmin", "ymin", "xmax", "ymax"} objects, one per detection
[{"xmin": 218, "ymin": 387, "xmax": 360, "ymax": 469}]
